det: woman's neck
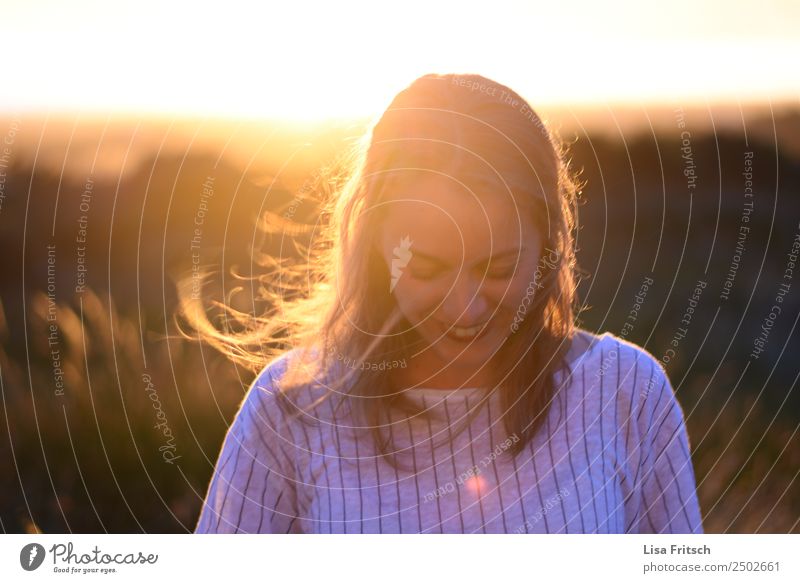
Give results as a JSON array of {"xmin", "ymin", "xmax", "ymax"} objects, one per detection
[{"xmin": 389, "ymin": 358, "xmax": 494, "ymax": 390}]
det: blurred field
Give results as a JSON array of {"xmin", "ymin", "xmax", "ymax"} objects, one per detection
[
  {"xmin": 0, "ymin": 290, "xmax": 246, "ymax": 532},
  {"xmin": 0, "ymin": 109, "xmax": 798, "ymax": 533}
]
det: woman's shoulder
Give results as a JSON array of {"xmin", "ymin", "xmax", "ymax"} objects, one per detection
[
  {"xmin": 594, "ymin": 331, "xmax": 683, "ymax": 430},
  {"xmin": 565, "ymin": 328, "xmax": 675, "ymax": 409},
  {"xmin": 569, "ymin": 328, "xmax": 667, "ymax": 375},
  {"xmin": 251, "ymin": 348, "xmax": 297, "ymax": 391},
  {"xmin": 246, "ymin": 347, "xmax": 337, "ymax": 419}
]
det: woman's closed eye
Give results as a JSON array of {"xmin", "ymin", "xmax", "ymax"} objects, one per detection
[
  {"xmin": 410, "ymin": 266, "xmax": 443, "ymax": 280},
  {"xmin": 410, "ymin": 263, "xmax": 517, "ymax": 281},
  {"xmin": 485, "ymin": 262, "xmax": 517, "ymax": 279}
]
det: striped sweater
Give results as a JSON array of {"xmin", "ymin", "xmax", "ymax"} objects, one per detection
[{"xmin": 195, "ymin": 330, "xmax": 704, "ymax": 534}]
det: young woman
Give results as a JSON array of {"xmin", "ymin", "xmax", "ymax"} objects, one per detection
[{"xmin": 188, "ymin": 73, "xmax": 703, "ymax": 534}]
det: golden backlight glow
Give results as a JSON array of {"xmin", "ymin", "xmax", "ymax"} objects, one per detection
[{"xmin": 1, "ymin": 0, "xmax": 798, "ymax": 121}]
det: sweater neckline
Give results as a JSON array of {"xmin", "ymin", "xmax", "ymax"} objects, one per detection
[
  {"xmin": 401, "ymin": 386, "xmax": 485, "ymax": 393},
  {"xmin": 399, "ymin": 386, "xmax": 494, "ymax": 413}
]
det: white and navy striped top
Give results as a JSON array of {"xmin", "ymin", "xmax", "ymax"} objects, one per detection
[{"xmin": 195, "ymin": 330, "xmax": 704, "ymax": 534}]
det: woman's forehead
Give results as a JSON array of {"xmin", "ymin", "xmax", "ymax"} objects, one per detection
[
  {"xmin": 380, "ymin": 177, "xmax": 534, "ymax": 232},
  {"xmin": 378, "ymin": 181, "xmax": 539, "ymax": 260}
]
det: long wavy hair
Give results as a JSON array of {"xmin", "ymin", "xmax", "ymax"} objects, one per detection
[{"xmin": 177, "ymin": 73, "xmax": 584, "ymax": 470}]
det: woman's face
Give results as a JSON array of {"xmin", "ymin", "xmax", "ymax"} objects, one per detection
[{"xmin": 376, "ymin": 174, "xmax": 545, "ymax": 387}]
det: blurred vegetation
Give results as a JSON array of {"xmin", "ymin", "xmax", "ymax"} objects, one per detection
[
  {"xmin": 0, "ymin": 289, "xmax": 248, "ymax": 532},
  {"xmin": 0, "ymin": 114, "xmax": 798, "ymax": 532}
]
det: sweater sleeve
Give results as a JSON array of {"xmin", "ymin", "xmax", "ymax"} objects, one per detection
[
  {"xmin": 195, "ymin": 362, "xmax": 303, "ymax": 534},
  {"xmin": 630, "ymin": 361, "xmax": 704, "ymax": 534}
]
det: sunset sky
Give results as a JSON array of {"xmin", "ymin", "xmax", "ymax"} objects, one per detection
[{"xmin": 2, "ymin": 0, "xmax": 798, "ymax": 121}]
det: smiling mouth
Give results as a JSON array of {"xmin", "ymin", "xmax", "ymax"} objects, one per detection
[{"xmin": 442, "ymin": 320, "xmax": 491, "ymax": 342}]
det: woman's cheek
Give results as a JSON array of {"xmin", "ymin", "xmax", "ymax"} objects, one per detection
[
  {"xmin": 499, "ymin": 276, "xmax": 536, "ymax": 311},
  {"xmin": 396, "ymin": 280, "xmax": 440, "ymax": 317},
  {"xmin": 490, "ymin": 275, "xmax": 522, "ymax": 300}
]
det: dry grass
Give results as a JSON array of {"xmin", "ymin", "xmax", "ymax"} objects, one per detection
[{"xmin": 0, "ymin": 289, "xmax": 248, "ymax": 532}]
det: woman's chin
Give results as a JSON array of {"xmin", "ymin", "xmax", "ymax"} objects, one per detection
[{"xmin": 434, "ymin": 342, "xmax": 494, "ymax": 366}]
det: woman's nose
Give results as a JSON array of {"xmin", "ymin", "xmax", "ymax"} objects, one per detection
[{"xmin": 440, "ymin": 274, "xmax": 488, "ymax": 325}]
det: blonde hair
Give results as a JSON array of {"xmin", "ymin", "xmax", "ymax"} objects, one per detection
[{"xmin": 177, "ymin": 73, "xmax": 584, "ymax": 470}]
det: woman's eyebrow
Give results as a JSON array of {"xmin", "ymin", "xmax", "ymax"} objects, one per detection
[{"xmin": 412, "ymin": 247, "xmax": 526, "ymax": 266}]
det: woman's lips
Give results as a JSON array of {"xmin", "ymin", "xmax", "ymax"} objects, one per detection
[{"xmin": 441, "ymin": 320, "xmax": 491, "ymax": 342}]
